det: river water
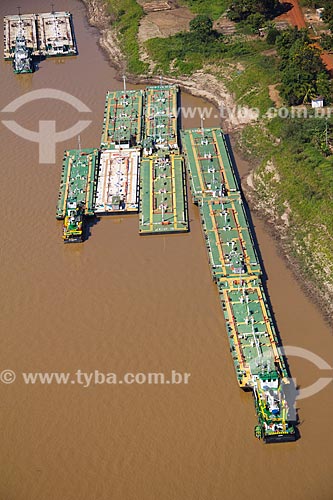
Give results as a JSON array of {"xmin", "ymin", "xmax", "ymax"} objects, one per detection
[{"xmin": 0, "ymin": 1, "xmax": 332, "ymax": 499}]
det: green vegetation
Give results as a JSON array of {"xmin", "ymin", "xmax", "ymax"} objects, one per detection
[
  {"xmin": 220, "ymin": 53, "xmax": 278, "ymax": 113},
  {"xmin": 275, "ymin": 28, "xmax": 331, "ymax": 105},
  {"xmin": 107, "ymin": 0, "xmax": 148, "ymax": 74},
  {"xmin": 179, "ymin": 0, "xmax": 229, "ymax": 20},
  {"xmin": 227, "ymin": 0, "xmax": 283, "ymax": 31},
  {"xmin": 227, "ymin": 0, "xmax": 281, "ymax": 21},
  {"xmin": 242, "ymin": 116, "xmax": 333, "ymax": 293},
  {"xmin": 145, "ymin": 10, "xmax": 276, "ymax": 112},
  {"xmin": 300, "ymin": 0, "xmax": 333, "ymax": 29},
  {"xmin": 145, "ymin": 15, "xmax": 226, "ymax": 76},
  {"xmin": 320, "ymin": 33, "xmax": 333, "ymax": 51}
]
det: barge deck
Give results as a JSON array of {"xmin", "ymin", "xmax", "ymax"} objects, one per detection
[
  {"xmin": 56, "ymin": 148, "xmax": 99, "ymax": 220},
  {"xmin": 100, "ymin": 90, "xmax": 144, "ymax": 149},
  {"xmin": 95, "ymin": 148, "xmax": 140, "ymax": 213},
  {"xmin": 3, "ymin": 14, "xmax": 38, "ymax": 59},
  {"xmin": 200, "ymin": 198, "xmax": 261, "ymax": 280},
  {"xmin": 218, "ymin": 276, "xmax": 287, "ymax": 388},
  {"xmin": 139, "ymin": 153, "xmax": 188, "ymax": 234},
  {"xmin": 144, "ymin": 85, "xmax": 179, "ymax": 153},
  {"xmin": 36, "ymin": 11, "xmax": 77, "ymax": 57},
  {"xmin": 181, "ymin": 128, "xmax": 239, "ymax": 203}
]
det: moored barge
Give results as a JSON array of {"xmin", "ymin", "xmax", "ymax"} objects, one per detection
[
  {"xmin": 56, "ymin": 149, "xmax": 99, "ymax": 242},
  {"xmin": 139, "ymin": 152, "xmax": 188, "ymax": 234},
  {"xmin": 182, "ymin": 127, "xmax": 297, "ymax": 443},
  {"xmin": 4, "ymin": 11, "xmax": 77, "ymax": 73},
  {"xmin": 100, "ymin": 90, "xmax": 144, "ymax": 149}
]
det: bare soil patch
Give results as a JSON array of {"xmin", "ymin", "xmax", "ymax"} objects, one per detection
[
  {"xmin": 138, "ymin": 2, "xmax": 193, "ymax": 42},
  {"xmin": 268, "ymin": 84, "xmax": 283, "ymax": 107}
]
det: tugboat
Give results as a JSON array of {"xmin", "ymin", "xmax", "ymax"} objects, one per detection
[
  {"xmin": 253, "ymin": 374, "xmax": 296, "ymax": 443},
  {"xmin": 63, "ymin": 199, "xmax": 84, "ymax": 243},
  {"xmin": 13, "ymin": 35, "xmax": 33, "ymax": 74}
]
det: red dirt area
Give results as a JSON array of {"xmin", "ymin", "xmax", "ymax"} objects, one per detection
[
  {"xmin": 278, "ymin": 0, "xmax": 306, "ymax": 28},
  {"xmin": 321, "ymin": 52, "xmax": 333, "ymax": 73},
  {"xmin": 277, "ymin": 0, "xmax": 333, "ymax": 72}
]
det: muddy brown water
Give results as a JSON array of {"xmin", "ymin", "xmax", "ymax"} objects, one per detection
[{"xmin": 0, "ymin": 1, "xmax": 332, "ymax": 499}]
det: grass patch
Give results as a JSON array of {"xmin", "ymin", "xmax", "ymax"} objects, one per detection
[
  {"xmin": 145, "ymin": 30, "xmax": 227, "ymax": 75},
  {"xmin": 222, "ymin": 53, "xmax": 278, "ymax": 113},
  {"xmin": 178, "ymin": 0, "xmax": 230, "ymax": 19},
  {"xmin": 107, "ymin": 0, "xmax": 148, "ymax": 74}
]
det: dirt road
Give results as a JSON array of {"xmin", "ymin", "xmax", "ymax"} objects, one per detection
[{"xmin": 279, "ymin": 0, "xmax": 333, "ymax": 71}]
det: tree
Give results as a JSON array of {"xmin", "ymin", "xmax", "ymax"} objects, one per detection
[
  {"xmin": 322, "ymin": 4, "xmax": 333, "ymax": 24},
  {"xmin": 316, "ymin": 72, "xmax": 332, "ymax": 102},
  {"xmin": 246, "ymin": 13, "xmax": 266, "ymax": 33},
  {"xmin": 266, "ymin": 26, "xmax": 280, "ymax": 45},
  {"xmin": 189, "ymin": 15, "xmax": 213, "ymax": 39},
  {"xmin": 320, "ymin": 33, "xmax": 333, "ymax": 51},
  {"xmin": 300, "ymin": 82, "xmax": 317, "ymax": 104},
  {"xmin": 276, "ymin": 28, "xmax": 311, "ymax": 65},
  {"xmin": 277, "ymin": 32, "xmax": 331, "ymax": 105},
  {"xmin": 228, "ymin": 0, "xmax": 281, "ymax": 22}
]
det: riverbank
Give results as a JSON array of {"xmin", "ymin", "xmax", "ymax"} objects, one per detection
[
  {"xmin": 243, "ymin": 163, "xmax": 333, "ymax": 325},
  {"xmin": 81, "ymin": 0, "xmax": 257, "ymax": 131},
  {"xmin": 81, "ymin": 0, "xmax": 333, "ymax": 325}
]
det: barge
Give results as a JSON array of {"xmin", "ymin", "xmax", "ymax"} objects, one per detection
[
  {"xmin": 200, "ymin": 198, "xmax": 261, "ymax": 280},
  {"xmin": 139, "ymin": 85, "xmax": 188, "ymax": 234},
  {"xmin": 56, "ymin": 149, "xmax": 99, "ymax": 242},
  {"xmin": 4, "ymin": 11, "xmax": 77, "ymax": 73},
  {"xmin": 182, "ymin": 127, "xmax": 297, "ymax": 443},
  {"xmin": 144, "ymin": 85, "xmax": 179, "ymax": 154},
  {"xmin": 139, "ymin": 152, "xmax": 188, "ymax": 234},
  {"xmin": 4, "ymin": 14, "xmax": 38, "ymax": 60},
  {"xmin": 36, "ymin": 11, "xmax": 77, "ymax": 57},
  {"xmin": 95, "ymin": 148, "xmax": 140, "ymax": 213},
  {"xmin": 100, "ymin": 90, "xmax": 144, "ymax": 149},
  {"xmin": 181, "ymin": 128, "xmax": 239, "ymax": 203}
]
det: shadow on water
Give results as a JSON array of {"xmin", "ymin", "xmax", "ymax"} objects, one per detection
[
  {"xmin": 84, "ymin": 216, "xmax": 100, "ymax": 242},
  {"xmin": 32, "ymin": 54, "xmax": 46, "ymax": 72}
]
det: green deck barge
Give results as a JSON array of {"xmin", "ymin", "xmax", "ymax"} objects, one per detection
[
  {"xmin": 218, "ymin": 276, "xmax": 288, "ymax": 388},
  {"xmin": 139, "ymin": 153, "xmax": 188, "ymax": 234},
  {"xmin": 56, "ymin": 148, "xmax": 99, "ymax": 219},
  {"xmin": 181, "ymin": 128, "xmax": 239, "ymax": 203},
  {"xmin": 218, "ymin": 276, "xmax": 295, "ymax": 442},
  {"xmin": 144, "ymin": 85, "xmax": 179, "ymax": 154},
  {"xmin": 100, "ymin": 90, "xmax": 144, "ymax": 149},
  {"xmin": 182, "ymin": 126, "xmax": 296, "ymax": 443},
  {"xmin": 200, "ymin": 198, "xmax": 261, "ymax": 280}
]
